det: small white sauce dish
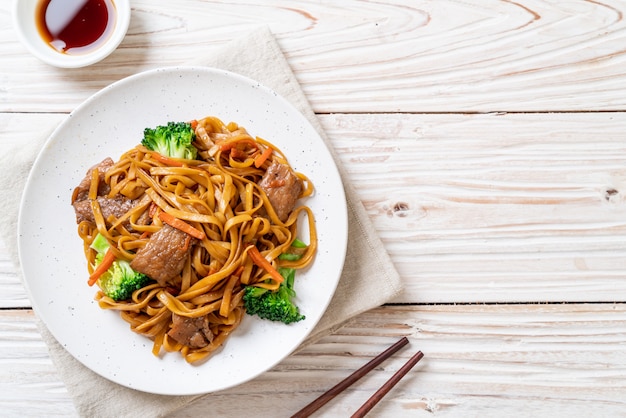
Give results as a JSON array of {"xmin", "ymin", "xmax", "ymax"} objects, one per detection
[{"xmin": 12, "ymin": 0, "xmax": 131, "ymax": 68}]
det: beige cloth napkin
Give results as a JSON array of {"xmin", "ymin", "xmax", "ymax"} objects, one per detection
[{"xmin": 0, "ymin": 27, "xmax": 402, "ymax": 417}]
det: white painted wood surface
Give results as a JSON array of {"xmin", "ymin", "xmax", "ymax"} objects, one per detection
[
  {"xmin": 2, "ymin": 304, "xmax": 626, "ymax": 417},
  {"xmin": 3, "ymin": 111, "xmax": 626, "ymax": 305},
  {"xmin": 3, "ymin": 1, "xmax": 626, "ymax": 113},
  {"xmin": 2, "ymin": 1, "xmax": 626, "ymax": 416}
]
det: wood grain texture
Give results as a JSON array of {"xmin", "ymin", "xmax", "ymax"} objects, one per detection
[
  {"xmin": 325, "ymin": 112, "xmax": 626, "ymax": 303},
  {"xmin": 2, "ymin": 304, "xmax": 625, "ymax": 417},
  {"xmin": 3, "ymin": 2, "xmax": 626, "ymax": 413},
  {"xmin": 3, "ymin": 1, "xmax": 626, "ymax": 113},
  {"xmin": 2, "ymin": 112, "xmax": 625, "ymax": 305},
  {"xmin": 0, "ymin": 310, "xmax": 72, "ymax": 417}
]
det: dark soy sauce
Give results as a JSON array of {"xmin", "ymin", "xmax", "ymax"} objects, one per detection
[{"xmin": 36, "ymin": 0, "xmax": 117, "ymax": 55}]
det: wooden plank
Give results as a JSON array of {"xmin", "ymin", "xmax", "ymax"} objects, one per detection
[
  {"xmin": 2, "ymin": 112, "xmax": 626, "ymax": 306},
  {"xmin": 0, "ymin": 310, "xmax": 74, "ymax": 416},
  {"xmin": 325, "ymin": 112, "xmax": 626, "ymax": 303},
  {"xmin": 1, "ymin": 304, "xmax": 625, "ymax": 417},
  {"xmin": 3, "ymin": 1, "xmax": 626, "ymax": 113}
]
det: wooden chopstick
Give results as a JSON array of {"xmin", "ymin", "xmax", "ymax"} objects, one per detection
[
  {"xmin": 290, "ymin": 336, "xmax": 413, "ymax": 418},
  {"xmin": 350, "ymin": 349, "xmax": 424, "ymax": 417}
]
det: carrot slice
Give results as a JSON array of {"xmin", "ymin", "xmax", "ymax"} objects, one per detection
[
  {"xmin": 219, "ymin": 138, "xmax": 258, "ymax": 152},
  {"xmin": 254, "ymin": 146, "xmax": 273, "ymax": 168},
  {"xmin": 189, "ymin": 119, "xmax": 198, "ymax": 130},
  {"xmin": 88, "ymin": 248, "xmax": 115, "ymax": 286},
  {"xmin": 150, "ymin": 152, "xmax": 185, "ymax": 167},
  {"xmin": 247, "ymin": 245, "xmax": 284, "ymax": 284},
  {"xmin": 229, "ymin": 148, "xmax": 249, "ymax": 160},
  {"xmin": 148, "ymin": 202, "xmax": 159, "ymax": 218},
  {"xmin": 159, "ymin": 212, "xmax": 206, "ymax": 240}
]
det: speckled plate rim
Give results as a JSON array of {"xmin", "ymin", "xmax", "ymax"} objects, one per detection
[{"xmin": 17, "ymin": 66, "xmax": 347, "ymax": 395}]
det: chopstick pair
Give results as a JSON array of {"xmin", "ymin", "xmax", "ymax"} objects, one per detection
[{"xmin": 291, "ymin": 336, "xmax": 424, "ymax": 418}]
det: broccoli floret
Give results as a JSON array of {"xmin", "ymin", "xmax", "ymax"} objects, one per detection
[
  {"xmin": 141, "ymin": 121, "xmax": 197, "ymax": 160},
  {"xmin": 90, "ymin": 233, "xmax": 152, "ymax": 301},
  {"xmin": 243, "ymin": 267, "xmax": 305, "ymax": 324},
  {"xmin": 96, "ymin": 258, "xmax": 151, "ymax": 302}
]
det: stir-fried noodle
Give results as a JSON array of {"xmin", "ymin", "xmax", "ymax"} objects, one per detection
[{"xmin": 72, "ymin": 116, "xmax": 316, "ymax": 363}]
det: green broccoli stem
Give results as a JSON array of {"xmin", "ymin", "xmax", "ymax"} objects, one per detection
[{"xmin": 242, "ymin": 267, "xmax": 305, "ymax": 324}]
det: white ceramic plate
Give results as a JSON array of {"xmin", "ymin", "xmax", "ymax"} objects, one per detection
[{"xmin": 17, "ymin": 67, "xmax": 347, "ymax": 395}]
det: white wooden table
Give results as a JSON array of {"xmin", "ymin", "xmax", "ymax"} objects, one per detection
[{"xmin": 2, "ymin": 1, "xmax": 626, "ymax": 416}]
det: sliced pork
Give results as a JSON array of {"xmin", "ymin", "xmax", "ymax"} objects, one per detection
[
  {"xmin": 73, "ymin": 194, "xmax": 135, "ymax": 224},
  {"xmin": 71, "ymin": 157, "xmax": 114, "ymax": 204},
  {"xmin": 258, "ymin": 161, "xmax": 302, "ymax": 222},
  {"xmin": 168, "ymin": 313, "xmax": 214, "ymax": 349},
  {"xmin": 71, "ymin": 157, "xmax": 150, "ymax": 229},
  {"xmin": 130, "ymin": 224, "xmax": 195, "ymax": 286}
]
